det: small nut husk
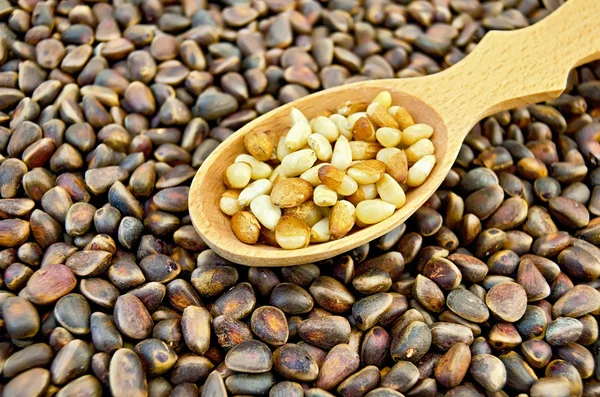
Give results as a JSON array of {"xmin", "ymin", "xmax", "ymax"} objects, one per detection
[
  {"xmin": 244, "ymin": 130, "xmax": 273, "ymax": 161},
  {"xmin": 347, "ymin": 160, "xmax": 386, "ymax": 185},
  {"xmin": 330, "ymin": 200, "xmax": 356, "ymax": 239},
  {"xmin": 311, "ymin": 217, "xmax": 331, "ymax": 243},
  {"xmin": 276, "ymin": 215, "xmax": 310, "ymax": 249},
  {"xmin": 377, "ymin": 148, "xmax": 408, "ymax": 184},
  {"xmin": 318, "ymin": 165, "xmax": 358, "ymax": 196},
  {"xmin": 271, "ymin": 178, "xmax": 314, "ymax": 208},
  {"xmin": 220, "ymin": 190, "xmax": 241, "ymax": 216},
  {"xmin": 232, "ymin": 211, "xmax": 261, "ymax": 244}
]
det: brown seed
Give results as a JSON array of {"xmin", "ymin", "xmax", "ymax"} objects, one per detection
[
  {"xmin": 549, "ymin": 196, "xmax": 590, "ymax": 229},
  {"xmin": 271, "ymin": 177, "xmax": 314, "ymax": 208},
  {"xmin": 500, "ymin": 351, "xmax": 538, "ymax": 393},
  {"xmin": 51, "ymin": 339, "xmax": 93, "ymax": 385},
  {"xmin": 225, "ymin": 340, "xmax": 272, "ymax": 373},
  {"xmin": 465, "ymin": 185, "xmax": 504, "ymax": 220},
  {"xmin": 113, "ymin": 294, "xmax": 153, "ymax": 339},
  {"xmin": 90, "ymin": 312, "xmax": 123, "ymax": 355},
  {"xmin": 213, "ymin": 315, "xmax": 253, "ymax": 351},
  {"xmin": 446, "ymin": 288, "xmax": 490, "ymax": 323},
  {"xmin": 109, "ymin": 348, "xmax": 148, "ymax": 397},
  {"xmin": 181, "ymin": 306, "xmax": 210, "ymax": 356},
  {"xmin": 3, "ymin": 296, "xmax": 40, "ymax": 339},
  {"xmin": 422, "ymin": 257, "xmax": 462, "ymax": 291},
  {"xmin": 134, "ymin": 338, "xmax": 177, "ymax": 377},
  {"xmin": 297, "ymin": 315, "xmax": 351, "ymax": 349},
  {"xmin": 557, "ymin": 246, "xmax": 600, "ymax": 281},
  {"xmin": 191, "ymin": 265, "xmax": 238, "ymax": 298},
  {"xmin": 412, "ymin": 275, "xmax": 445, "ymax": 313},
  {"xmin": 469, "ymin": 354, "xmax": 507, "ymax": 392},
  {"xmin": 270, "ymin": 283, "xmax": 314, "ymax": 315},
  {"xmin": 272, "ymin": 343, "xmax": 319, "ymax": 382},
  {"xmin": 545, "ymin": 359, "xmax": 582, "ymax": 397},
  {"xmin": 337, "ymin": 365, "xmax": 380, "ymax": 397},
  {"xmin": 552, "ymin": 285, "xmax": 600, "ymax": 318},
  {"xmin": 390, "ymin": 321, "xmax": 431, "ymax": 363},
  {"xmin": 251, "ymin": 306, "xmax": 289, "ymax": 346},
  {"xmin": 54, "ymin": 293, "xmax": 91, "ymax": 335},
  {"xmin": 352, "ymin": 268, "xmax": 392, "ymax": 295},
  {"xmin": 431, "ymin": 322, "xmax": 474, "ymax": 351},
  {"xmin": 211, "ymin": 282, "xmax": 256, "ymax": 320},
  {"xmin": 3, "ymin": 342, "xmax": 52, "ymax": 378},
  {"xmin": 352, "ymin": 293, "xmax": 393, "ymax": 331},
  {"xmin": 316, "ymin": 344, "xmax": 360, "ymax": 390},
  {"xmin": 25, "ymin": 264, "xmax": 76, "ymax": 305},
  {"xmin": 434, "ymin": 343, "xmax": 471, "ymax": 388},
  {"xmin": 4, "ymin": 368, "xmax": 50, "ymax": 397},
  {"xmin": 66, "ymin": 250, "xmax": 112, "ymax": 277},
  {"xmin": 486, "ymin": 282, "xmax": 528, "ymax": 322}
]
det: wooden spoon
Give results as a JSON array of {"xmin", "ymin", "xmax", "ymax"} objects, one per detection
[{"xmin": 189, "ymin": 0, "xmax": 600, "ymax": 267}]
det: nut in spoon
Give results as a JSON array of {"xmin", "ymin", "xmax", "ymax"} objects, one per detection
[{"xmin": 190, "ymin": 0, "xmax": 600, "ymax": 267}]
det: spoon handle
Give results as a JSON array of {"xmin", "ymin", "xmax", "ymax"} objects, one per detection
[{"xmin": 398, "ymin": 0, "xmax": 600, "ymax": 135}]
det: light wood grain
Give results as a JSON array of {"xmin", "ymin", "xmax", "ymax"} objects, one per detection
[{"xmin": 189, "ymin": 0, "xmax": 600, "ymax": 267}]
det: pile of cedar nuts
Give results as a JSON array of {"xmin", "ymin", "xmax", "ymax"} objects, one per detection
[
  {"xmin": 0, "ymin": 0, "xmax": 598, "ymax": 396},
  {"xmin": 221, "ymin": 90, "xmax": 437, "ymax": 248}
]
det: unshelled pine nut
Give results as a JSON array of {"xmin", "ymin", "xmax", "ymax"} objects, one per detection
[
  {"xmin": 290, "ymin": 107, "xmax": 308, "ymax": 125},
  {"xmin": 275, "ymin": 214, "xmax": 310, "ymax": 249},
  {"xmin": 310, "ymin": 217, "xmax": 330, "ymax": 243},
  {"xmin": 231, "ymin": 211, "xmax": 261, "ymax": 244},
  {"xmin": 407, "ymin": 154, "xmax": 436, "ymax": 187},
  {"xmin": 401, "ymin": 124, "xmax": 434, "ymax": 146},
  {"xmin": 329, "ymin": 114, "xmax": 352, "ymax": 139},
  {"xmin": 220, "ymin": 190, "xmax": 241, "ymax": 216},
  {"xmin": 347, "ymin": 160, "xmax": 386, "ymax": 184},
  {"xmin": 238, "ymin": 179, "xmax": 273, "ymax": 207},
  {"xmin": 280, "ymin": 149, "xmax": 317, "ymax": 176},
  {"xmin": 235, "ymin": 154, "xmax": 273, "ymax": 180},
  {"xmin": 224, "ymin": 162, "xmax": 252, "ymax": 189},
  {"xmin": 355, "ymin": 199, "xmax": 396, "ymax": 225},
  {"xmin": 300, "ymin": 163, "xmax": 330, "ymax": 186},
  {"xmin": 250, "ymin": 194, "xmax": 281, "ymax": 230},
  {"xmin": 285, "ymin": 120, "xmax": 312, "ymax": 151},
  {"xmin": 312, "ymin": 116, "xmax": 340, "ymax": 142},
  {"xmin": 313, "ymin": 184, "xmax": 338, "ymax": 207},
  {"xmin": 331, "ymin": 135, "xmax": 353, "ymax": 171},
  {"xmin": 376, "ymin": 127, "xmax": 402, "ymax": 148},
  {"xmin": 405, "ymin": 139, "xmax": 435, "ymax": 165},
  {"xmin": 376, "ymin": 173, "xmax": 406, "ymax": 208},
  {"xmin": 329, "ymin": 200, "xmax": 356, "ymax": 239},
  {"xmin": 308, "ymin": 133, "xmax": 333, "ymax": 161}
]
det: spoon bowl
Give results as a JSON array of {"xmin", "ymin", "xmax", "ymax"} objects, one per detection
[{"xmin": 189, "ymin": 0, "xmax": 600, "ymax": 266}]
